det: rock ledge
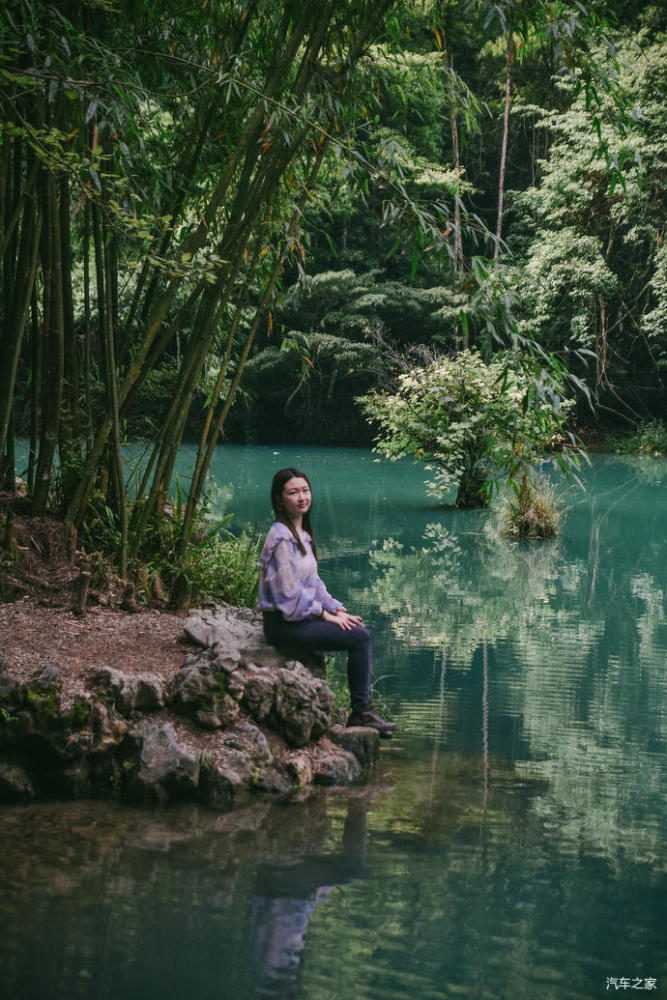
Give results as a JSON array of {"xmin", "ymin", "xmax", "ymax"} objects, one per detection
[{"xmin": 0, "ymin": 605, "xmax": 379, "ymax": 810}]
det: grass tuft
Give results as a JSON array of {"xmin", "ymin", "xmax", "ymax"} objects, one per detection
[{"xmin": 497, "ymin": 472, "xmax": 563, "ymax": 540}]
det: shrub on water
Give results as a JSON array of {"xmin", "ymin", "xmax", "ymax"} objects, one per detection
[
  {"xmin": 358, "ymin": 349, "xmax": 576, "ymax": 509},
  {"xmin": 497, "ymin": 472, "xmax": 563, "ymax": 540}
]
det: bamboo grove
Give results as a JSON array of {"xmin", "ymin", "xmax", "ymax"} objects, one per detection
[
  {"xmin": 1, "ymin": 0, "xmax": 664, "ymax": 598},
  {"xmin": 1, "ymin": 0, "xmax": 399, "ymax": 579}
]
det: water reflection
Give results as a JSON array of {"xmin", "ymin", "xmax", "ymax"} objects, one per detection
[
  {"xmin": 251, "ymin": 797, "xmax": 370, "ymax": 997},
  {"xmin": 344, "ymin": 505, "xmax": 667, "ymax": 867},
  {"xmin": 0, "ymin": 751, "xmax": 665, "ymax": 999}
]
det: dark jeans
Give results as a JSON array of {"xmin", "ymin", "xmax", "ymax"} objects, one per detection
[{"xmin": 263, "ymin": 611, "xmax": 373, "ymax": 711}]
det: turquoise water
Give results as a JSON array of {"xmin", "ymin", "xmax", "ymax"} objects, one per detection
[{"xmin": 1, "ymin": 447, "xmax": 666, "ymax": 999}]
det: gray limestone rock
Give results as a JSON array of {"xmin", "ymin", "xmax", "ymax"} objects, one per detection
[
  {"xmin": 328, "ymin": 725, "xmax": 379, "ymax": 770},
  {"xmin": 252, "ymin": 765, "xmax": 294, "ymax": 796},
  {"xmin": 272, "ymin": 663, "xmax": 334, "ymax": 747},
  {"xmin": 241, "ymin": 668, "xmax": 276, "ymax": 722},
  {"xmin": 126, "ymin": 721, "xmax": 200, "ymax": 803},
  {"xmin": 185, "ymin": 606, "xmax": 326, "ymax": 678},
  {"xmin": 90, "ymin": 667, "xmax": 166, "ymax": 714},
  {"xmin": 233, "ymin": 721, "xmax": 273, "ymax": 764},
  {"xmin": 21, "ymin": 664, "xmax": 62, "ymax": 723},
  {"xmin": 0, "ymin": 759, "xmax": 35, "ymax": 802},
  {"xmin": 173, "ymin": 654, "xmax": 238, "ymax": 729},
  {"xmin": 280, "ymin": 650, "xmax": 327, "ymax": 679},
  {"xmin": 29, "ymin": 662, "xmax": 62, "ymax": 691},
  {"xmin": 270, "ymin": 665, "xmax": 333, "ymax": 748},
  {"xmin": 238, "ymin": 637, "xmax": 286, "ymax": 671},
  {"xmin": 0, "ymin": 660, "xmax": 18, "ymax": 701},
  {"xmin": 184, "ymin": 604, "xmax": 260, "ymax": 660},
  {"xmin": 184, "ymin": 611, "xmax": 335, "ymax": 747},
  {"xmin": 313, "ymin": 749, "xmax": 362, "ymax": 786},
  {"xmin": 196, "ymin": 695, "xmax": 239, "ymax": 730},
  {"xmin": 199, "ymin": 749, "xmax": 253, "ymax": 810},
  {"xmin": 285, "ymin": 752, "xmax": 314, "ymax": 787},
  {"xmin": 226, "ymin": 670, "xmax": 247, "ymax": 701},
  {"xmin": 90, "ymin": 700, "xmax": 128, "ymax": 751}
]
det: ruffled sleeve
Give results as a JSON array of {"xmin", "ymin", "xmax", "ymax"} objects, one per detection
[{"xmin": 257, "ymin": 522, "xmax": 294, "ymax": 569}]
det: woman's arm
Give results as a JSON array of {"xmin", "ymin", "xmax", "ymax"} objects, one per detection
[{"xmin": 313, "ymin": 574, "xmax": 342, "ymax": 615}]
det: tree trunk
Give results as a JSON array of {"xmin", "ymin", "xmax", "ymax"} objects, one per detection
[
  {"xmin": 494, "ymin": 33, "xmax": 513, "ymax": 259},
  {"xmin": 32, "ymin": 170, "xmax": 64, "ymax": 514},
  {"xmin": 28, "ymin": 287, "xmax": 41, "ymax": 494},
  {"xmin": 448, "ymin": 52, "xmax": 466, "ymax": 348},
  {"xmin": 0, "ymin": 152, "xmax": 43, "ymax": 464}
]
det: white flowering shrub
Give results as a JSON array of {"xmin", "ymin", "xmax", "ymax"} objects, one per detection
[{"xmin": 358, "ymin": 349, "xmax": 573, "ymax": 507}]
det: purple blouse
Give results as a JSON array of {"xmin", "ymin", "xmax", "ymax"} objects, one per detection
[{"xmin": 257, "ymin": 521, "xmax": 341, "ymax": 621}]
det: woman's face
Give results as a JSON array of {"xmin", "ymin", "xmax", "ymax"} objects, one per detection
[{"xmin": 281, "ymin": 476, "xmax": 312, "ymax": 522}]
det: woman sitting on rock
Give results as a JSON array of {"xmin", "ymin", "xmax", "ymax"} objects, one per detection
[{"xmin": 258, "ymin": 467, "xmax": 396, "ymax": 739}]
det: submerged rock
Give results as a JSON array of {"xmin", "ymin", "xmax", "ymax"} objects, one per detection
[{"xmin": 313, "ymin": 748, "xmax": 362, "ymax": 786}]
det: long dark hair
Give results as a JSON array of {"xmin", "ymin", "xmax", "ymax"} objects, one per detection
[{"xmin": 270, "ymin": 467, "xmax": 317, "ymax": 558}]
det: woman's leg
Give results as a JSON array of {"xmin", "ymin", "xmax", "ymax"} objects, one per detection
[{"xmin": 263, "ymin": 612, "xmax": 372, "ymax": 711}]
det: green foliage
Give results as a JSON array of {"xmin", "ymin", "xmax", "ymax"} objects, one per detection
[
  {"xmin": 325, "ymin": 657, "xmax": 395, "ymax": 720},
  {"xmin": 76, "ymin": 482, "xmax": 260, "ymax": 607},
  {"xmin": 611, "ymin": 419, "xmax": 667, "ymax": 455},
  {"xmin": 66, "ymin": 698, "xmax": 92, "ymax": 733},
  {"xmin": 78, "ymin": 491, "xmax": 122, "ymax": 556},
  {"xmin": 2, "ymin": 0, "xmax": 663, "ymax": 585},
  {"xmin": 277, "ymin": 269, "xmax": 464, "ymax": 345},
  {"xmin": 176, "ymin": 527, "xmax": 261, "ymax": 609},
  {"xmin": 2, "ymin": 0, "xmax": 420, "ymax": 555},
  {"xmin": 496, "ymin": 471, "xmax": 564, "ymax": 539},
  {"xmin": 359, "ymin": 348, "xmax": 574, "ymax": 507},
  {"xmin": 325, "ymin": 659, "xmax": 350, "ymax": 715},
  {"xmin": 232, "ymin": 332, "xmax": 386, "ymax": 445},
  {"xmin": 128, "ymin": 357, "xmax": 225, "ymax": 441},
  {"xmin": 136, "ymin": 488, "xmax": 261, "ymax": 608},
  {"xmin": 509, "ymin": 30, "xmax": 667, "ymax": 416}
]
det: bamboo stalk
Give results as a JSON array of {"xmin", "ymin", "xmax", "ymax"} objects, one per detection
[{"xmin": 32, "ymin": 169, "xmax": 64, "ymax": 514}]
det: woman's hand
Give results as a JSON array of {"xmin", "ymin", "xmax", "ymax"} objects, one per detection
[{"xmin": 322, "ymin": 609, "xmax": 364, "ymax": 630}]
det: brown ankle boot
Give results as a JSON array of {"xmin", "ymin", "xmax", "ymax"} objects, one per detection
[{"xmin": 347, "ymin": 704, "xmax": 397, "ymax": 738}]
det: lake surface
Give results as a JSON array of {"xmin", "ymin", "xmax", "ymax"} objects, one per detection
[{"xmin": 2, "ymin": 447, "xmax": 666, "ymax": 999}]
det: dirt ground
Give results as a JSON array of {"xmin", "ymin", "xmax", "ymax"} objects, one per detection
[
  {"xmin": 0, "ymin": 598, "xmax": 188, "ymax": 690},
  {"xmin": 0, "ymin": 496, "xmax": 190, "ymax": 699}
]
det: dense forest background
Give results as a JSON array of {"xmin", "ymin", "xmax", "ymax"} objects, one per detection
[{"xmin": 1, "ymin": 0, "xmax": 666, "ymax": 586}]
